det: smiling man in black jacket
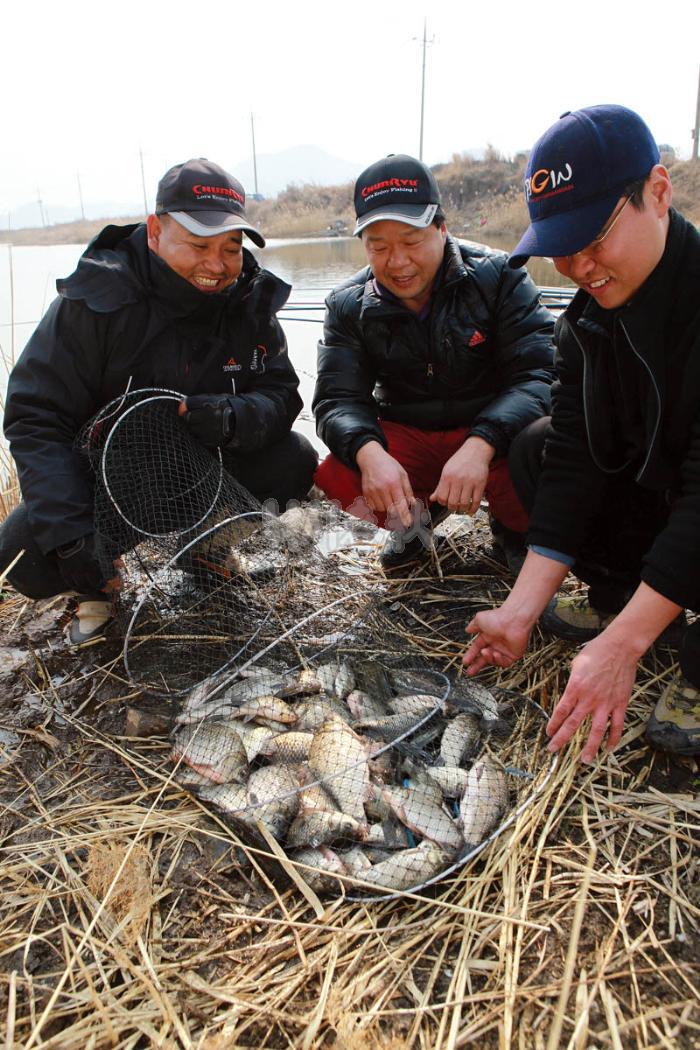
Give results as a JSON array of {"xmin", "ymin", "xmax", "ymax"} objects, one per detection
[
  {"xmin": 313, "ymin": 154, "xmax": 555, "ymax": 570},
  {"xmin": 464, "ymin": 105, "xmax": 700, "ymax": 760},
  {"xmin": 1, "ymin": 158, "xmax": 317, "ymax": 643}
]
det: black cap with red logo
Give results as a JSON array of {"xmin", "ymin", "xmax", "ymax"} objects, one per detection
[
  {"xmin": 155, "ymin": 158, "xmax": 265, "ymax": 248},
  {"xmin": 353, "ymin": 154, "xmax": 442, "ymax": 235}
]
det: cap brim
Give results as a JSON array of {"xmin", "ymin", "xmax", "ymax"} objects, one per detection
[
  {"xmin": 354, "ymin": 202, "xmax": 438, "ymax": 236},
  {"xmin": 169, "ymin": 210, "xmax": 265, "ymax": 248},
  {"xmin": 507, "ymin": 192, "xmax": 621, "ymax": 268}
]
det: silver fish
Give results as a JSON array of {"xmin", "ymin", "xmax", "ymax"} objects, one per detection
[
  {"xmin": 308, "ymin": 718, "xmax": 371, "ymax": 826},
  {"xmin": 338, "ymin": 848, "xmax": 373, "ymax": 878},
  {"xmin": 380, "ymin": 785, "xmax": 463, "ymax": 853},
  {"xmin": 388, "ymin": 693, "xmax": 441, "ymax": 717},
  {"xmin": 459, "ymin": 757, "xmax": 509, "ymax": 846},
  {"xmin": 354, "ymin": 711, "xmax": 437, "ymax": 740},
  {"xmin": 346, "ymin": 689, "xmax": 388, "ymax": 721},
  {"xmin": 247, "ymin": 765, "xmax": 300, "ymax": 840},
  {"xmin": 365, "ymin": 820, "xmax": 411, "ymax": 850},
  {"xmin": 291, "ymin": 846, "xmax": 347, "ymax": 893},
  {"xmin": 439, "ymin": 712, "xmax": 482, "ymax": 766},
  {"xmin": 224, "ymin": 720, "xmax": 274, "ymax": 763},
  {"xmin": 170, "ymin": 722, "xmax": 248, "ymax": 784},
  {"xmin": 264, "ymin": 731, "xmax": 315, "ymax": 763},
  {"xmin": 287, "ymin": 807, "xmax": 367, "ymax": 848},
  {"xmin": 360, "ymin": 842, "xmax": 449, "ymax": 892},
  {"xmin": 197, "ymin": 781, "xmax": 248, "ymax": 814},
  {"xmin": 179, "ymin": 667, "xmax": 284, "ymax": 723},
  {"xmin": 295, "ymin": 695, "xmax": 352, "ymax": 731},
  {"xmin": 314, "ymin": 662, "xmax": 341, "ymax": 695},
  {"xmin": 425, "ymin": 764, "xmax": 470, "ymax": 798},
  {"xmin": 352, "ymin": 661, "xmax": 393, "ymax": 706},
  {"xmin": 236, "ymin": 696, "xmax": 298, "ymax": 725},
  {"xmin": 276, "ymin": 668, "xmax": 323, "ymax": 698},
  {"xmin": 334, "ymin": 660, "xmax": 356, "ymax": 700}
]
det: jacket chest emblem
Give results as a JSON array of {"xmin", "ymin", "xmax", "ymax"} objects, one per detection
[
  {"xmin": 223, "ymin": 357, "xmax": 242, "ymax": 373},
  {"xmin": 250, "ymin": 344, "xmax": 268, "ymax": 374},
  {"xmin": 468, "ymin": 330, "xmax": 486, "ymax": 347}
]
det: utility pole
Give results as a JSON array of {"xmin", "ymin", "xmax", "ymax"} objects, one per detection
[
  {"xmin": 139, "ymin": 147, "xmax": 149, "ymax": 216},
  {"xmin": 36, "ymin": 188, "xmax": 46, "ymax": 227},
  {"xmin": 417, "ymin": 19, "xmax": 434, "ymax": 161},
  {"xmin": 251, "ymin": 112, "xmax": 259, "ymax": 196},
  {"xmin": 76, "ymin": 170, "xmax": 86, "ymax": 220},
  {"xmin": 693, "ymin": 64, "xmax": 700, "ymax": 161}
]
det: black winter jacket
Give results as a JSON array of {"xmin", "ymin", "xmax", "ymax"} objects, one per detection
[
  {"xmin": 4, "ymin": 223, "xmax": 301, "ymax": 554},
  {"xmin": 528, "ymin": 209, "xmax": 700, "ymax": 609},
  {"xmin": 313, "ymin": 236, "xmax": 555, "ymax": 467}
]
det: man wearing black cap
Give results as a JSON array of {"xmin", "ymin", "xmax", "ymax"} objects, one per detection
[
  {"xmin": 1, "ymin": 158, "xmax": 317, "ymax": 643},
  {"xmin": 313, "ymin": 154, "xmax": 555, "ymax": 570},
  {"xmin": 464, "ymin": 104, "xmax": 700, "ymax": 761}
]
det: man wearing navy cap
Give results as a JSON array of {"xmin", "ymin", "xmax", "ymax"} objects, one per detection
[
  {"xmin": 313, "ymin": 154, "xmax": 555, "ymax": 570},
  {"xmin": 464, "ymin": 105, "xmax": 700, "ymax": 760},
  {"xmin": 1, "ymin": 158, "xmax": 317, "ymax": 643}
]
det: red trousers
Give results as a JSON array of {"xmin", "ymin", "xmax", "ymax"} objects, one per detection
[{"xmin": 314, "ymin": 421, "xmax": 529, "ymax": 532}]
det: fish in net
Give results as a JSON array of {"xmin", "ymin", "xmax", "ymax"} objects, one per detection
[{"xmin": 168, "ymin": 639, "xmax": 557, "ymax": 901}]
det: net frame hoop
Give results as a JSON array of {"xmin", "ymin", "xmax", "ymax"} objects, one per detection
[
  {"xmin": 100, "ymin": 392, "xmax": 224, "ymax": 540},
  {"xmin": 123, "ymin": 510, "xmax": 274, "ymax": 692}
]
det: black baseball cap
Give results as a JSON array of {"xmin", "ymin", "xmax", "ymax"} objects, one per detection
[
  {"xmin": 155, "ymin": 158, "xmax": 265, "ymax": 248},
  {"xmin": 509, "ymin": 105, "xmax": 659, "ymax": 267},
  {"xmin": 353, "ymin": 154, "xmax": 442, "ymax": 235}
]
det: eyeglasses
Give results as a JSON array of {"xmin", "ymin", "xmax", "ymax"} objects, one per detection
[{"xmin": 568, "ymin": 195, "xmax": 633, "ymax": 258}]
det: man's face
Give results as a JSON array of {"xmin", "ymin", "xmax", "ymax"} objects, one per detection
[
  {"xmin": 362, "ymin": 219, "xmax": 447, "ymax": 313},
  {"xmin": 146, "ymin": 214, "xmax": 244, "ymax": 293},
  {"xmin": 552, "ymin": 166, "xmax": 672, "ymax": 309}
]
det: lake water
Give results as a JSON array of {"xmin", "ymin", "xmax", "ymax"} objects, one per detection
[{"xmin": 0, "ymin": 235, "xmax": 571, "ymax": 452}]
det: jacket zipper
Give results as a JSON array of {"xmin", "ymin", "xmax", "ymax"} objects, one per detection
[
  {"xmin": 570, "ymin": 320, "xmax": 661, "ymax": 480},
  {"xmin": 570, "ymin": 325, "xmax": 630, "ymax": 475},
  {"xmin": 618, "ymin": 317, "xmax": 663, "ymax": 482}
]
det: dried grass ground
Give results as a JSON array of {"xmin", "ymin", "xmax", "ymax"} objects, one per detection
[{"xmin": 0, "ymin": 516, "xmax": 698, "ymax": 1049}]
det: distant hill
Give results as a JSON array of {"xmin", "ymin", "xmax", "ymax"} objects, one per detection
[
  {"xmin": 4, "ymin": 145, "xmax": 359, "ymax": 231},
  {"xmin": 233, "ymin": 144, "xmax": 359, "ymax": 197}
]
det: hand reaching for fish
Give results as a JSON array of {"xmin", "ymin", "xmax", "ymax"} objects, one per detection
[{"xmin": 463, "ymin": 607, "xmax": 533, "ymax": 673}]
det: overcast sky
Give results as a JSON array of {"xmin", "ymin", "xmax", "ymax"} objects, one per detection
[{"xmin": 2, "ymin": 0, "xmax": 698, "ymax": 214}]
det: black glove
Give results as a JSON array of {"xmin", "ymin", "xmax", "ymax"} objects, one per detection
[
  {"xmin": 54, "ymin": 534, "xmax": 107, "ymax": 595},
  {"xmin": 182, "ymin": 394, "xmax": 236, "ymax": 448}
]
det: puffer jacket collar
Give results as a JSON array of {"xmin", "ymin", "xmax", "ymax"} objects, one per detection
[{"xmin": 358, "ymin": 235, "xmax": 467, "ymax": 321}]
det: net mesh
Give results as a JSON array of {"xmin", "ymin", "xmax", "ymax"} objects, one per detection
[{"xmin": 78, "ymin": 388, "xmax": 556, "ymax": 900}]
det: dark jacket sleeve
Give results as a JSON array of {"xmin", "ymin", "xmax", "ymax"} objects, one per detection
[
  {"xmin": 469, "ymin": 259, "xmax": 555, "ymax": 456},
  {"xmin": 312, "ymin": 284, "xmax": 387, "ymax": 468},
  {"xmin": 642, "ymin": 412, "xmax": 700, "ymax": 608},
  {"xmin": 4, "ymin": 298, "xmax": 108, "ymax": 554},
  {"xmin": 526, "ymin": 322, "xmax": 608, "ymax": 555},
  {"xmin": 227, "ymin": 315, "xmax": 303, "ymax": 453}
]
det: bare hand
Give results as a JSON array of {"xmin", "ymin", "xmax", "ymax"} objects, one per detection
[
  {"xmin": 356, "ymin": 443, "xmax": 415, "ymax": 529},
  {"xmin": 463, "ymin": 607, "xmax": 533, "ymax": 673},
  {"xmin": 546, "ymin": 633, "xmax": 638, "ymax": 763},
  {"xmin": 430, "ymin": 436, "xmax": 493, "ymax": 513}
]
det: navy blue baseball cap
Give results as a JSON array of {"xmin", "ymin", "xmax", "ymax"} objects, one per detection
[{"xmin": 508, "ymin": 105, "xmax": 660, "ymax": 268}]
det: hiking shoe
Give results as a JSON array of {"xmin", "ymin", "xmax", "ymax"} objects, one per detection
[
  {"xmin": 67, "ymin": 595, "xmax": 115, "ymax": 645},
  {"xmin": 646, "ymin": 674, "xmax": 700, "ymax": 756},
  {"xmin": 540, "ymin": 595, "xmax": 616, "ymax": 642}
]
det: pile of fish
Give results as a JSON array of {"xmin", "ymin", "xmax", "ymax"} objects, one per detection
[{"xmin": 170, "ymin": 659, "xmax": 511, "ymax": 895}]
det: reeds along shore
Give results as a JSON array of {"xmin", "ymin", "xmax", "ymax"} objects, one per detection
[{"xmin": 3, "ymin": 154, "xmax": 699, "ymax": 248}]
